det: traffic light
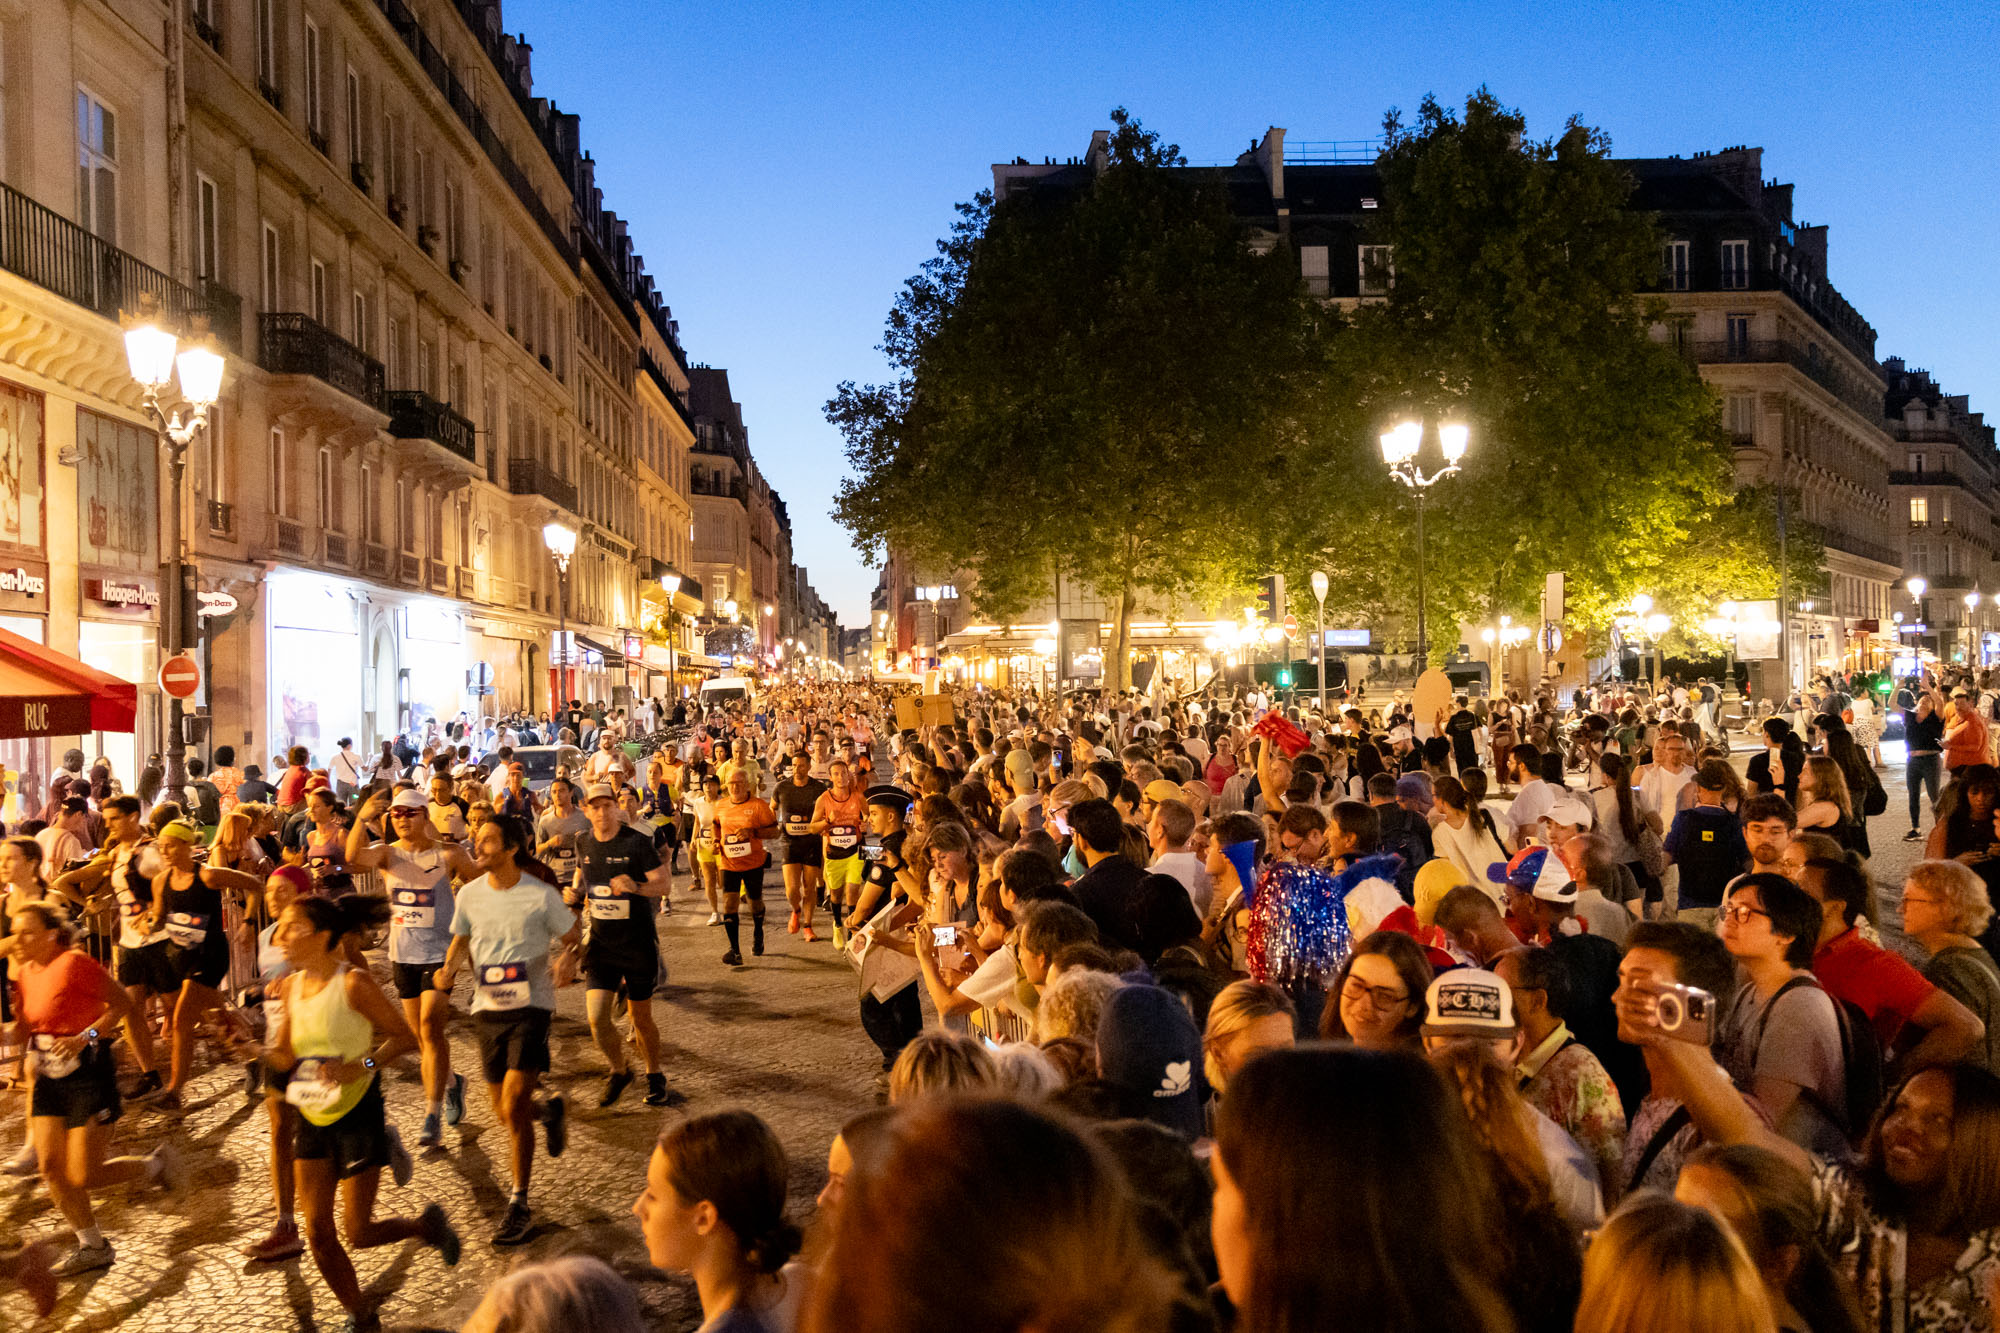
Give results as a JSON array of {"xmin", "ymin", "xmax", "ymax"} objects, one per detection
[
  {"xmin": 1276, "ymin": 668, "xmax": 1293, "ymax": 688},
  {"xmin": 1255, "ymin": 573, "xmax": 1286, "ymax": 624}
]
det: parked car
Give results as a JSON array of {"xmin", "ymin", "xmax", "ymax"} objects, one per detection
[{"xmin": 506, "ymin": 744, "xmax": 583, "ymax": 794}]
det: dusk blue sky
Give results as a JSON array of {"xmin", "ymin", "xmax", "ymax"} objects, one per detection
[{"xmin": 509, "ymin": 0, "xmax": 2000, "ymax": 626}]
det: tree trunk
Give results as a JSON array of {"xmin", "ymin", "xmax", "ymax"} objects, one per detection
[{"xmin": 1111, "ymin": 579, "xmax": 1135, "ymax": 692}]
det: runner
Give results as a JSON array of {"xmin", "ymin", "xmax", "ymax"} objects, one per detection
[
  {"xmin": 265, "ymin": 893, "xmax": 459, "ymax": 1328},
  {"xmin": 435, "ymin": 815, "xmax": 579, "ymax": 1245},
  {"xmin": 242, "ymin": 865, "xmax": 316, "ymax": 1263},
  {"xmin": 571, "ymin": 784, "xmax": 672, "ymax": 1109},
  {"xmin": 776, "ymin": 752, "xmax": 830, "ymax": 942},
  {"xmin": 345, "ymin": 788, "xmax": 477, "ymax": 1148},
  {"xmin": 713, "ymin": 768, "xmax": 779, "ymax": 967},
  {"xmin": 810, "ymin": 758, "xmax": 868, "ymax": 949},
  {"xmin": 7, "ymin": 901, "xmax": 181, "ymax": 1277},
  {"xmin": 534, "ymin": 777, "xmax": 590, "ymax": 899},
  {"xmin": 149, "ymin": 819, "xmax": 264, "ymax": 1109},
  {"xmin": 51, "ymin": 795, "xmax": 165, "ymax": 1098},
  {"xmin": 687, "ymin": 772, "xmax": 725, "ymax": 925}
]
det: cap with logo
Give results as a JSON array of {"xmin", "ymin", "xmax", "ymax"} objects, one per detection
[
  {"xmin": 1542, "ymin": 796, "xmax": 1594, "ymax": 830},
  {"xmin": 390, "ymin": 789, "xmax": 428, "ymax": 811},
  {"xmin": 1422, "ymin": 967, "xmax": 1517, "ymax": 1037},
  {"xmin": 1488, "ymin": 845, "xmax": 1575, "ymax": 903}
]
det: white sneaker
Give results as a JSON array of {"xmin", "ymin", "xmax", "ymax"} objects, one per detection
[
  {"xmin": 2, "ymin": 1141, "xmax": 37, "ymax": 1176},
  {"xmin": 706, "ymin": 912, "xmax": 722, "ymax": 926}
]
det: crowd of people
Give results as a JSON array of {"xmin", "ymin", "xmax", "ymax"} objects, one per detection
[{"xmin": 7, "ymin": 663, "xmax": 2000, "ymax": 1330}]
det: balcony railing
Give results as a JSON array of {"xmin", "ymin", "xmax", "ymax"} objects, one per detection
[
  {"xmin": 207, "ymin": 500, "xmax": 234, "ymax": 538},
  {"xmin": 259, "ymin": 312, "xmax": 387, "ymax": 412},
  {"xmin": 399, "ymin": 552, "xmax": 421, "ymax": 583},
  {"xmin": 0, "ymin": 181, "xmax": 239, "ymax": 349},
  {"xmin": 191, "ymin": 11, "xmax": 223, "ymax": 53},
  {"xmin": 508, "ymin": 457, "xmax": 578, "ymax": 513},
  {"xmin": 325, "ymin": 532, "xmax": 351, "ymax": 566},
  {"xmin": 276, "ymin": 517, "xmax": 307, "ymax": 558},
  {"xmin": 1889, "ymin": 469, "xmax": 1986, "ymax": 493},
  {"xmin": 364, "ymin": 543, "xmax": 390, "ymax": 578},
  {"xmin": 1826, "ymin": 533, "xmax": 1904, "ymax": 568},
  {"xmin": 387, "ymin": 390, "xmax": 476, "ymax": 463},
  {"xmin": 1688, "ymin": 338, "xmax": 1885, "ymax": 421}
]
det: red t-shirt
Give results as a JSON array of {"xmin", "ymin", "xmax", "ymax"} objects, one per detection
[
  {"xmin": 277, "ymin": 764, "xmax": 311, "ymax": 806},
  {"xmin": 14, "ymin": 947, "xmax": 113, "ymax": 1037},
  {"xmin": 1813, "ymin": 928, "xmax": 1936, "ymax": 1051}
]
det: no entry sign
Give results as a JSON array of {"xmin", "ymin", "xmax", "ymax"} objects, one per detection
[{"xmin": 159, "ymin": 654, "xmax": 201, "ymax": 699}]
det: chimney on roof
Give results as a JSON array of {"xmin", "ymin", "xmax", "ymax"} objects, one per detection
[
  {"xmin": 1710, "ymin": 146, "xmax": 1764, "ymax": 208},
  {"xmin": 1792, "ymin": 222, "xmax": 1828, "ymax": 272},
  {"xmin": 1085, "ymin": 130, "xmax": 1110, "ymax": 175},
  {"xmin": 1255, "ymin": 127, "xmax": 1286, "ymax": 204}
]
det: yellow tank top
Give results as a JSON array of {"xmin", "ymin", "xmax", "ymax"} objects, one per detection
[{"xmin": 286, "ymin": 965, "xmax": 375, "ymax": 1126}]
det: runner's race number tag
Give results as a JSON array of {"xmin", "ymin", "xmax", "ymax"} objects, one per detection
[
  {"xmin": 479, "ymin": 962, "xmax": 531, "ymax": 1010},
  {"xmin": 786, "ymin": 819, "xmax": 810, "ymax": 836},
  {"xmin": 164, "ymin": 911, "xmax": 209, "ymax": 948},
  {"xmin": 827, "ymin": 825, "xmax": 859, "ymax": 851},
  {"xmin": 723, "ymin": 836, "xmax": 753, "ymax": 859},
  {"xmin": 588, "ymin": 885, "xmax": 630, "ymax": 920},
  {"xmin": 284, "ymin": 1057, "xmax": 344, "ymax": 1112},
  {"xmin": 392, "ymin": 887, "xmax": 436, "ymax": 930},
  {"xmin": 30, "ymin": 1033, "xmax": 83, "ymax": 1080}
]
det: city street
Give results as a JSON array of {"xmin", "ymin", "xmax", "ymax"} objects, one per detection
[{"xmin": 0, "ymin": 875, "xmax": 882, "ymax": 1332}]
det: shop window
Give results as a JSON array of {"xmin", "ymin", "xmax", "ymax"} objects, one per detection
[
  {"xmin": 0, "ymin": 379, "xmax": 45, "ymax": 550},
  {"xmin": 75, "ymin": 408, "xmax": 156, "ymax": 567}
]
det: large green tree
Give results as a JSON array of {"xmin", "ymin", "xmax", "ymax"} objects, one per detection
[
  {"xmin": 829, "ymin": 110, "xmax": 1331, "ymax": 688},
  {"xmin": 1290, "ymin": 90, "xmax": 1817, "ymax": 660}
]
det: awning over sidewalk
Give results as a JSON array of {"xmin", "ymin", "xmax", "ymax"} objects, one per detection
[{"xmin": 0, "ymin": 626, "xmax": 138, "ymax": 738}]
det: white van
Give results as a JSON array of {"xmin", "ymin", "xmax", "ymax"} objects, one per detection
[{"xmin": 699, "ymin": 675, "xmax": 754, "ymax": 706}]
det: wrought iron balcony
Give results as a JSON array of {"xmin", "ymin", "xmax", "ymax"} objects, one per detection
[
  {"xmin": 508, "ymin": 457, "xmax": 578, "ymax": 513},
  {"xmin": 258, "ymin": 312, "xmax": 386, "ymax": 411},
  {"xmin": 207, "ymin": 500, "xmax": 235, "ymax": 538},
  {"xmin": 387, "ymin": 390, "xmax": 475, "ymax": 463},
  {"xmin": 0, "ymin": 180, "xmax": 241, "ymax": 350}
]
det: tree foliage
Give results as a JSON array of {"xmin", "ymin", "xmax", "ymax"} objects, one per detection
[{"xmin": 829, "ymin": 110, "xmax": 1331, "ymax": 687}]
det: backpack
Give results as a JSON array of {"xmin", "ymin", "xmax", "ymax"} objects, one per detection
[{"xmin": 1758, "ymin": 975, "xmax": 1885, "ymax": 1143}]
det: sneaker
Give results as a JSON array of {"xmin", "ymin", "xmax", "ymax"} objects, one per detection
[
  {"xmin": 244, "ymin": 1060, "xmax": 263, "ymax": 1101},
  {"xmin": 386, "ymin": 1124, "xmax": 413, "ymax": 1187},
  {"xmin": 419, "ymin": 1201, "xmax": 461, "ymax": 1267},
  {"xmin": 242, "ymin": 1221, "xmax": 305, "ymax": 1262},
  {"xmin": 801, "ymin": 926, "xmax": 820, "ymax": 943},
  {"xmin": 1904, "ymin": 828, "xmax": 1924, "ymax": 841},
  {"xmin": 149, "ymin": 1090, "xmax": 184, "ymax": 1114},
  {"xmin": 597, "ymin": 1070, "xmax": 634, "ymax": 1109},
  {"xmin": 2, "ymin": 1141, "xmax": 37, "ymax": 1176},
  {"xmin": 128, "ymin": 1070, "xmax": 163, "ymax": 1101},
  {"xmin": 706, "ymin": 912, "xmax": 722, "ymax": 926},
  {"xmin": 752, "ymin": 929, "xmax": 765, "ymax": 957},
  {"xmin": 417, "ymin": 1111, "xmax": 443, "ymax": 1150},
  {"xmin": 721, "ymin": 948, "xmax": 743, "ymax": 967},
  {"xmin": 542, "ymin": 1094, "xmax": 568, "ymax": 1159},
  {"xmin": 443, "ymin": 1072, "xmax": 467, "ymax": 1127},
  {"xmin": 832, "ymin": 926, "xmax": 847, "ymax": 950},
  {"xmin": 644, "ymin": 1072, "xmax": 670, "ymax": 1107},
  {"xmin": 148, "ymin": 1142, "xmax": 185, "ymax": 1195},
  {"xmin": 788, "ymin": 910, "xmax": 801, "ymax": 935},
  {"xmin": 492, "ymin": 1201, "xmax": 533, "ymax": 1247},
  {"xmin": 51, "ymin": 1240, "xmax": 114, "ymax": 1277}
]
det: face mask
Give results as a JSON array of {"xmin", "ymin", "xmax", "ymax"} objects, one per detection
[{"xmin": 1063, "ymin": 844, "xmax": 1087, "ymax": 879}]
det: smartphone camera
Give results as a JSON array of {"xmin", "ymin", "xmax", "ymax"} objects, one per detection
[{"xmin": 932, "ymin": 926, "xmax": 957, "ymax": 948}]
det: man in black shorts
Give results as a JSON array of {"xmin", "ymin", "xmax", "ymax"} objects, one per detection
[
  {"xmin": 570, "ymin": 783, "xmax": 671, "ymax": 1108},
  {"xmin": 775, "ymin": 751, "xmax": 829, "ymax": 942}
]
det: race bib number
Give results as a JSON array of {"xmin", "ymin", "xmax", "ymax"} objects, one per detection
[
  {"xmin": 391, "ymin": 887, "xmax": 436, "ymax": 930},
  {"xmin": 284, "ymin": 1057, "xmax": 343, "ymax": 1112},
  {"xmin": 30, "ymin": 1033, "xmax": 81, "ymax": 1080},
  {"xmin": 164, "ymin": 911, "xmax": 209, "ymax": 948},
  {"xmin": 828, "ymin": 826, "xmax": 859, "ymax": 851},
  {"xmin": 697, "ymin": 827, "xmax": 716, "ymax": 847},
  {"xmin": 786, "ymin": 819, "xmax": 810, "ymax": 836},
  {"xmin": 479, "ymin": 962, "xmax": 531, "ymax": 1010},
  {"xmin": 724, "ymin": 836, "xmax": 753, "ymax": 859},
  {"xmin": 588, "ymin": 886, "xmax": 631, "ymax": 920}
]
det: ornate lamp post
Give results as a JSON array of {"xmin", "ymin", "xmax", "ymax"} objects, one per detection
[
  {"xmin": 1379, "ymin": 419, "xmax": 1468, "ymax": 668},
  {"xmin": 123, "ymin": 297, "xmax": 225, "ymax": 797},
  {"xmin": 543, "ymin": 522, "xmax": 577, "ymax": 706},
  {"xmin": 659, "ymin": 572, "xmax": 681, "ymax": 697},
  {"xmin": 1310, "ymin": 569, "xmax": 1330, "ymax": 715}
]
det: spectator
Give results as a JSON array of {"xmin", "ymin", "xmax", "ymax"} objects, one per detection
[
  {"xmin": 1496, "ymin": 945, "xmax": 1628, "ymax": 1204},
  {"xmin": 462, "ymin": 1255, "xmax": 649, "ymax": 1333},
  {"xmin": 1899, "ymin": 859, "xmax": 2000, "ymax": 1077},
  {"xmin": 1067, "ymin": 798, "xmax": 1146, "ymax": 951},
  {"xmin": 1200, "ymin": 980, "xmax": 1295, "ymax": 1098},
  {"xmin": 1212, "ymin": 1046, "xmax": 1513, "ymax": 1332},
  {"xmin": 1033, "ymin": 968, "xmax": 1125, "ymax": 1044},
  {"xmin": 1319, "ymin": 929, "xmax": 1432, "ymax": 1053},
  {"xmin": 886, "ymin": 1031, "xmax": 995, "ymax": 1104},
  {"xmin": 1664, "ymin": 759, "xmax": 1750, "ymax": 929},
  {"xmin": 1567, "ymin": 833, "xmax": 1637, "ymax": 944},
  {"xmin": 1674, "ymin": 1143, "xmax": 1867, "ymax": 1333},
  {"xmin": 1612, "ymin": 921, "xmax": 1746, "ymax": 1193},
  {"xmin": 1144, "ymin": 798, "xmax": 1211, "ymax": 915},
  {"xmin": 1715, "ymin": 874, "xmax": 1850, "ymax": 1157},
  {"xmin": 235, "ymin": 763, "xmax": 278, "ymax": 807},
  {"xmin": 1096, "ymin": 984, "xmax": 1204, "ymax": 1141},
  {"xmin": 1574, "ymin": 1194, "xmax": 1776, "ymax": 1333}
]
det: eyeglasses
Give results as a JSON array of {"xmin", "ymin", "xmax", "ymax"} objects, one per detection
[
  {"xmin": 1901, "ymin": 894, "xmax": 1944, "ymax": 909},
  {"xmin": 1341, "ymin": 979, "xmax": 1409, "ymax": 1010},
  {"xmin": 1719, "ymin": 904, "xmax": 1769, "ymax": 925},
  {"xmin": 388, "ymin": 808, "xmax": 424, "ymax": 819}
]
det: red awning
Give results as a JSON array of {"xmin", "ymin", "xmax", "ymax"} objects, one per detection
[{"xmin": 0, "ymin": 626, "xmax": 138, "ymax": 739}]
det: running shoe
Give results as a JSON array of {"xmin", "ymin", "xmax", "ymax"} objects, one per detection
[
  {"xmin": 706, "ymin": 912, "xmax": 722, "ymax": 926},
  {"xmin": 644, "ymin": 1073, "xmax": 671, "ymax": 1107},
  {"xmin": 419, "ymin": 1201, "xmax": 461, "ymax": 1267},
  {"xmin": 386, "ymin": 1124, "xmax": 413, "ymax": 1187},
  {"xmin": 721, "ymin": 948, "xmax": 743, "ymax": 966},
  {"xmin": 149, "ymin": 1143, "xmax": 186, "ymax": 1195},
  {"xmin": 244, "ymin": 1060, "xmax": 263, "ymax": 1101},
  {"xmin": 243, "ymin": 1222, "xmax": 304, "ymax": 1262},
  {"xmin": 2, "ymin": 1141, "xmax": 37, "ymax": 1176},
  {"xmin": 128, "ymin": 1070, "xmax": 163, "ymax": 1101},
  {"xmin": 51, "ymin": 1240, "xmax": 113, "ymax": 1277},
  {"xmin": 831, "ymin": 926, "xmax": 847, "ymax": 950},
  {"xmin": 801, "ymin": 926, "xmax": 820, "ymax": 943},
  {"xmin": 417, "ymin": 1111, "xmax": 443, "ymax": 1150},
  {"xmin": 1904, "ymin": 828, "xmax": 1923, "ymax": 841},
  {"xmin": 788, "ymin": 910, "xmax": 800, "ymax": 935},
  {"xmin": 598, "ymin": 1070, "xmax": 634, "ymax": 1109},
  {"xmin": 492, "ymin": 1201, "xmax": 533, "ymax": 1247},
  {"xmin": 752, "ymin": 926, "xmax": 765, "ymax": 957},
  {"xmin": 443, "ymin": 1072, "xmax": 467, "ymax": 1127},
  {"xmin": 542, "ymin": 1094, "xmax": 568, "ymax": 1158}
]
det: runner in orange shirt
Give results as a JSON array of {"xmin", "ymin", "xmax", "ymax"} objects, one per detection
[
  {"xmin": 809, "ymin": 758, "xmax": 869, "ymax": 950},
  {"xmin": 713, "ymin": 768, "xmax": 778, "ymax": 967}
]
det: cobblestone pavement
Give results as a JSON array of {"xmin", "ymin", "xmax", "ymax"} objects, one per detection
[{"xmin": 1, "ymin": 869, "xmax": 883, "ymax": 1332}]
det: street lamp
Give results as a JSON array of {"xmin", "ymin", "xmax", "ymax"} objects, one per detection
[
  {"xmin": 1310, "ymin": 569, "xmax": 1330, "ymax": 714},
  {"xmin": 1380, "ymin": 418, "xmax": 1467, "ymax": 668},
  {"xmin": 660, "ymin": 572, "xmax": 681, "ymax": 698},
  {"xmin": 1968, "ymin": 589, "xmax": 1983, "ymax": 665},
  {"xmin": 122, "ymin": 295, "xmax": 224, "ymax": 796},
  {"xmin": 543, "ymin": 522, "xmax": 577, "ymax": 707}
]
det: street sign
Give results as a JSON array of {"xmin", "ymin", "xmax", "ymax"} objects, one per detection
[
  {"xmin": 158, "ymin": 654, "xmax": 201, "ymax": 699},
  {"xmin": 196, "ymin": 591, "xmax": 238, "ymax": 619},
  {"xmin": 1282, "ymin": 614, "xmax": 1299, "ymax": 642},
  {"xmin": 1323, "ymin": 629, "xmax": 1371, "ymax": 647}
]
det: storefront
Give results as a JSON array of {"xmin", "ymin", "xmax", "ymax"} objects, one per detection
[
  {"xmin": 0, "ymin": 558, "xmax": 51, "ymax": 816},
  {"xmin": 471, "ymin": 616, "xmax": 541, "ymax": 717},
  {"xmin": 266, "ymin": 568, "xmax": 363, "ymax": 766},
  {"xmin": 77, "ymin": 575, "xmax": 160, "ymax": 795},
  {"xmin": 402, "ymin": 602, "xmax": 467, "ymax": 732}
]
